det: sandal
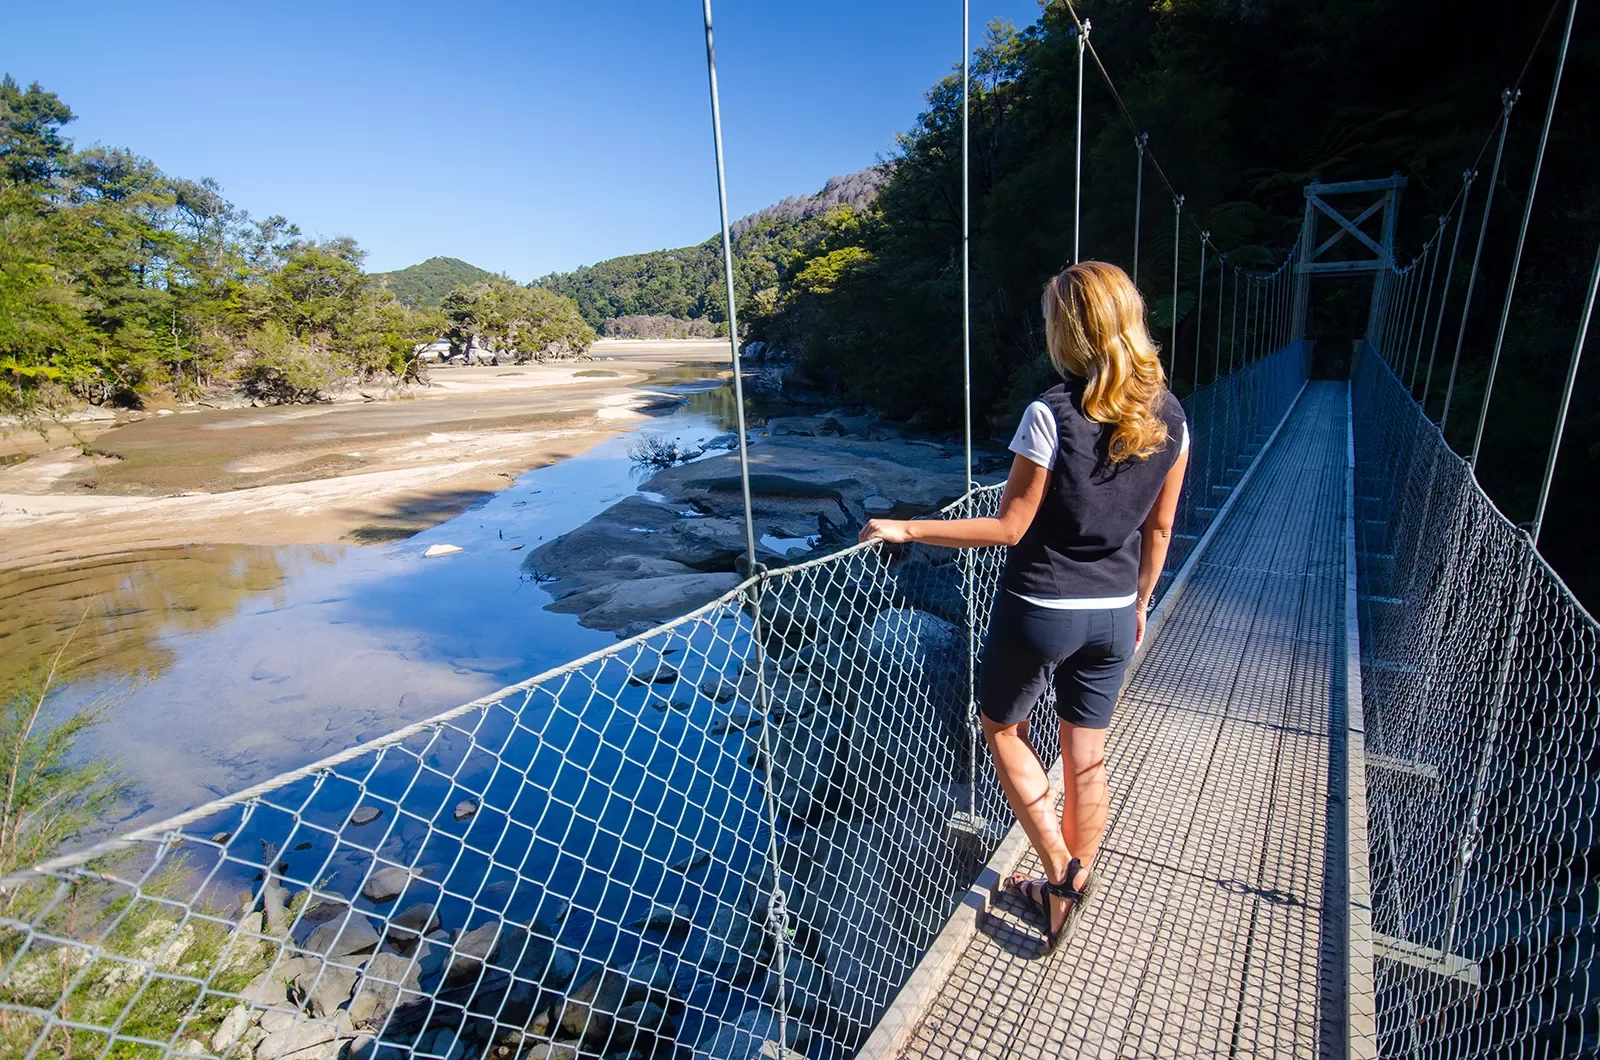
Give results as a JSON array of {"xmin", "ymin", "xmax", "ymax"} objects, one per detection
[{"xmin": 996, "ymin": 857, "xmax": 1098, "ymax": 954}]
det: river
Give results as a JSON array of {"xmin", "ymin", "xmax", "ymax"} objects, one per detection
[{"xmin": 10, "ymin": 367, "xmax": 742, "ymax": 838}]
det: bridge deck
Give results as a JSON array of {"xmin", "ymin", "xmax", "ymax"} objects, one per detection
[{"xmin": 901, "ymin": 382, "xmax": 1348, "ymax": 1059}]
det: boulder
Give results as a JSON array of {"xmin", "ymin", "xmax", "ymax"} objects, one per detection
[
  {"xmin": 612, "ymin": 1000, "xmax": 673, "ymax": 1052},
  {"xmin": 556, "ymin": 967, "xmax": 628, "ymax": 1044},
  {"xmin": 700, "ymin": 676, "xmax": 738, "ymax": 703},
  {"xmin": 348, "ymin": 806, "xmax": 382, "ymax": 827},
  {"xmin": 349, "ymin": 952, "xmax": 423, "ymax": 1031},
  {"xmin": 388, "ymin": 902, "xmax": 441, "ymax": 946},
  {"xmin": 453, "ymin": 800, "xmax": 478, "ymax": 821},
  {"xmin": 210, "ymin": 1004, "xmax": 250, "ymax": 1053},
  {"xmin": 626, "ymin": 902, "xmax": 694, "ymax": 937},
  {"xmin": 360, "ymin": 867, "xmax": 411, "ymax": 904},
  {"xmin": 698, "ymin": 1009, "xmax": 805, "ymax": 1060},
  {"xmin": 445, "ymin": 923, "xmax": 504, "ymax": 984},
  {"xmin": 292, "ymin": 961, "xmax": 359, "ymax": 1020},
  {"xmin": 627, "ymin": 661, "xmax": 679, "ymax": 686},
  {"xmin": 669, "ymin": 850, "xmax": 711, "ymax": 874},
  {"xmin": 304, "ymin": 915, "xmax": 380, "ymax": 959}
]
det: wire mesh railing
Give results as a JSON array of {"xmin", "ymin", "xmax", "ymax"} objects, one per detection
[
  {"xmin": 1351, "ymin": 347, "xmax": 1600, "ymax": 1058},
  {"xmin": 0, "ymin": 342, "xmax": 1308, "ymax": 1060}
]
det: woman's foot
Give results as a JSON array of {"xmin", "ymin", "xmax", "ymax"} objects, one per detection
[{"xmin": 1002, "ymin": 861, "xmax": 1092, "ymax": 934}]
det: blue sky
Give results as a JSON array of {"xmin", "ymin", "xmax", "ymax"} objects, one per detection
[{"xmin": 1, "ymin": 0, "xmax": 1043, "ymax": 278}]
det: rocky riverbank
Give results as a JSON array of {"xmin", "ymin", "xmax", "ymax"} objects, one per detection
[{"xmin": 526, "ymin": 411, "xmax": 1010, "ymax": 636}]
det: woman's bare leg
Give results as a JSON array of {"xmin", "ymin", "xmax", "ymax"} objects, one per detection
[
  {"xmin": 983, "ymin": 715, "xmax": 1073, "ymax": 929},
  {"xmin": 1058, "ymin": 720, "xmax": 1108, "ymax": 886}
]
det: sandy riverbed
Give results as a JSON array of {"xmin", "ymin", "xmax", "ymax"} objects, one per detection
[{"xmin": 0, "ymin": 340, "xmax": 730, "ymax": 571}]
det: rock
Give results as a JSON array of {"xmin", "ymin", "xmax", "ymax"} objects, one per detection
[
  {"xmin": 669, "ymin": 698, "xmax": 693, "ymax": 711},
  {"xmin": 242, "ymin": 957, "xmax": 319, "ymax": 1010},
  {"xmin": 522, "ymin": 1045, "xmax": 577, "ymax": 1060},
  {"xmin": 543, "ymin": 948, "xmax": 579, "ymax": 990},
  {"xmin": 557, "ymin": 967, "xmax": 628, "ymax": 1044},
  {"xmin": 349, "ymin": 952, "xmax": 422, "ymax": 1031},
  {"xmin": 612, "ymin": 1000, "xmax": 672, "ymax": 1052},
  {"xmin": 300, "ymin": 897, "xmax": 348, "ymax": 924},
  {"xmin": 532, "ymin": 898, "xmax": 569, "ymax": 936},
  {"xmin": 258, "ymin": 1009, "xmax": 297, "ymax": 1035},
  {"xmin": 304, "ymin": 914, "xmax": 381, "ymax": 959},
  {"xmin": 445, "ymin": 923, "xmax": 503, "ymax": 984},
  {"xmin": 211, "ymin": 831, "xmax": 233, "ymax": 844},
  {"xmin": 700, "ymin": 676, "xmax": 738, "ymax": 703},
  {"xmin": 626, "ymin": 902, "xmax": 694, "ymax": 937},
  {"xmin": 711, "ymin": 710, "xmax": 761, "ymax": 736},
  {"xmin": 389, "ymin": 902, "xmax": 441, "ymax": 944},
  {"xmin": 348, "ymin": 806, "xmax": 382, "ymax": 827},
  {"xmin": 862, "ymin": 494, "xmax": 894, "ymax": 515},
  {"xmin": 423, "ymin": 544, "xmax": 463, "ymax": 558},
  {"xmin": 621, "ymin": 953, "xmax": 678, "ymax": 999},
  {"xmin": 849, "ymin": 607, "xmax": 964, "ymax": 804},
  {"xmin": 818, "ymin": 417, "xmax": 846, "ymax": 436},
  {"xmin": 453, "ymin": 799, "xmax": 479, "ymax": 821},
  {"xmin": 361, "ymin": 867, "xmax": 411, "ymax": 904},
  {"xmin": 761, "ymin": 953, "xmax": 830, "ymax": 1020},
  {"xmin": 698, "ymin": 1009, "xmax": 804, "ymax": 1060},
  {"xmin": 211, "ymin": 1005, "xmax": 250, "ymax": 1053},
  {"xmin": 627, "ymin": 660, "xmax": 679, "ymax": 686},
  {"xmin": 669, "ymin": 850, "xmax": 711, "ymax": 874},
  {"xmin": 292, "ymin": 962, "xmax": 359, "ymax": 1020},
  {"xmin": 173, "ymin": 1039, "xmax": 207, "ymax": 1055}
]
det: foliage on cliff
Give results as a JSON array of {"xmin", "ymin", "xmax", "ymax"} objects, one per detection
[
  {"xmin": 372, "ymin": 255, "xmax": 495, "ymax": 309},
  {"xmin": 0, "ymin": 75, "xmax": 441, "ymax": 410},
  {"xmin": 534, "ymin": 168, "xmax": 884, "ymax": 333},
  {"xmin": 753, "ymin": 0, "xmax": 1599, "ymax": 604}
]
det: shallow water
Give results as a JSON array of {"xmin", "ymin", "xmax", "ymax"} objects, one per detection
[{"xmin": 16, "ymin": 370, "xmax": 743, "ymax": 835}]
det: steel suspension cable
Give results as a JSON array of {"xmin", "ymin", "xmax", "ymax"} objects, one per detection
[
  {"xmin": 1407, "ymin": 217, "xmax": 1447, "ymax": 391},
  {"xmin": 1170, "ymin": 195, "xmax": 1183, "ymax": 379},
  {"xmin": 1531, "ymin": 236, "xmax": 1600, "ymax": 546},
  {"xmin": 1471, "ymin": 0, "xmax": 1579, "ymax": 470},
  {"xmin": 1441, "ymin": 89, "xmax": 1519, "ymax": 430},
  {"xmin": 1194, "ymin": 233, "xmax": 1208, "ymax": 384},
  {"xmin": 1423, "ymin": 171, "xmax": 1475, "ymax": 412},
  {"xmin": 1074, "ymin": 20, "xmax": 1089, "ymax": 262},
  {"xmin": 1229, "ymin": 265, "xmax": 1240, "ymax": 373},
  {"xmin": 959, "ymin": 0, "xmax": 980, "ymax": 835},
  {"xmin": 1132, "ymin": 132, "xmax": 1147, "ymax": 284},
  {"xmin": 700, "ymin": 3, "xmax": 791, "ymax": 1045},
  {"xmin": 1214, "ymin": 250, "xmax": 1225, "ymax": 380}
]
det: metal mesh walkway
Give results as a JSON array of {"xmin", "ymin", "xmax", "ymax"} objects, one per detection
[{"xmin": 901, "ymin": 382, "xmax": 1349, "ymax": 1060}]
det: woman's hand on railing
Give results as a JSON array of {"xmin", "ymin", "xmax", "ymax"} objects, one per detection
[{"xmin": 860, "ymin": 519, "xmax": 913, "ymax": 544}]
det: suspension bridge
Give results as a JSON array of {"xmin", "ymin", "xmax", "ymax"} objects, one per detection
[{"xmin": 3, "ymin": 1, "xmax": 1597, "ymax": 1059}]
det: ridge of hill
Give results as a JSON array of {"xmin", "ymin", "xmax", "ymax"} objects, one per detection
[
  {"xmin": 534, "ymin": 166, "xmax": 886, "ymax": 329},
  {"xmin": 373, "ymin": 256, "xmax": 496, "ymax": 308}
]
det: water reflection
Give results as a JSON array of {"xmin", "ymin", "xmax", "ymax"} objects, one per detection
[{"xmin": 0, "ymin": 545, "xmax": 336, "ymax": 687}]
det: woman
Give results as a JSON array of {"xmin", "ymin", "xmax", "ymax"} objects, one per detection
[{"xmin": 859, "ymin": 261, "xmax": 1188, "ymax": 953}]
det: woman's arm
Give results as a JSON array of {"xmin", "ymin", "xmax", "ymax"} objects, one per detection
[
  {"xmin": 857, "ymin": 454, "xmax": 1050, "ymax": 548},
  {"xmin": 1134, "ymin": 449, "xmax": 1189, "ymax": 644}
]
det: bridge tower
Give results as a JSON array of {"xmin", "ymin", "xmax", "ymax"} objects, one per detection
[{"xmin": 1295, "ymin": 175, "xmax": 1408, "ymax": 341}]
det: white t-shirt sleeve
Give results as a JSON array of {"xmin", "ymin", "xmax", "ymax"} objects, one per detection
[{"xmin": 1009, "ymin": 400, "xmax": 1058, "ymax": 469}]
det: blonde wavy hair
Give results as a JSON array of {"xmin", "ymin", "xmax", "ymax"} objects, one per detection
[{"xmin": 1041, "ymin": 260, "xmax": 1170, "ymax": 463}]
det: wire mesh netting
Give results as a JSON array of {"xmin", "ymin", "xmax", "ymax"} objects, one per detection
[
  {"xmin": 1352, "ymin": 348, "xmax": 1600, "ymax": 1058},
  {"xmin": 0, "ymin": 342, "xmax": 1308, "ymax": 1060}
]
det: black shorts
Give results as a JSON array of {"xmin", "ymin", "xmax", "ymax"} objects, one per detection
[{"xmin": 977, "ymin": 592, "xmax": 1137, "ymax": 729}]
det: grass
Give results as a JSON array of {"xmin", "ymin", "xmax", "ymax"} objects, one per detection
[{"xmin": 0, "ymin": 631, "xmax": 278, "ymax": 1057}]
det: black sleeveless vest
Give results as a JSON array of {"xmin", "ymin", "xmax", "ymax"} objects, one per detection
[{"xmin": 1002, "ymin": 378, "xmax": 1188, "ymax": 600}]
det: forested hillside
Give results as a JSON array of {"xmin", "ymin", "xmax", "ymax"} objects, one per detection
[
  {"xmin": 374, "ymin": 256, "xmax": 494, "ymax": 308},
  {"xmin": 535, "ymin": 167, "xmax": 884, "ymax": 332},
  {"xmin": 745, "ymin": 0, "xmax": 1598, "ymax": 605}
]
